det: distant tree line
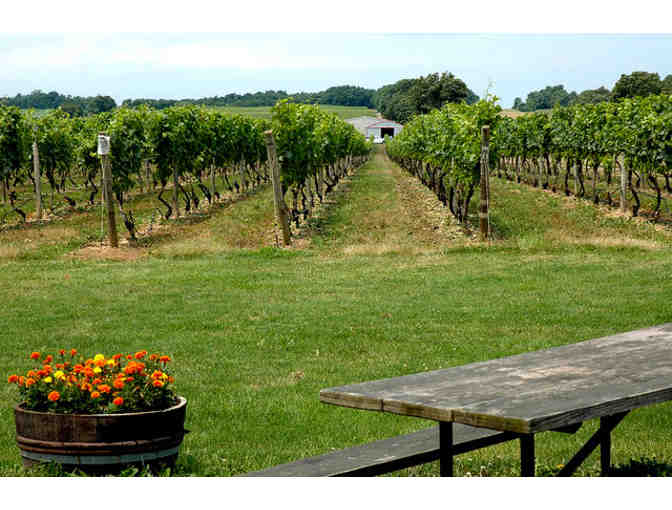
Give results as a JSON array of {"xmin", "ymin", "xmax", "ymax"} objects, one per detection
[
  {"xmin": 121, "ymin": 86, "xmax": 377, "ymax": 110},
  {"xmin": 0, "ymin": 86, "xmax": 377, "ymax": 113},
  {"xmin": 513, "ymin": 71, "xmax": 672, "ymax": 111},
  {"xmin": 0, "ymin": 89, "xmax": 117, "ymax": 116},
  {"xmin": 373, "ymin": 72, "xmax": 479, "ymax": 123}
]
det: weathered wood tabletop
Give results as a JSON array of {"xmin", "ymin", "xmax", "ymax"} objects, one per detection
[{"xmin": 320, "ymin": 324, "xmax": 672, "ymax": 434}]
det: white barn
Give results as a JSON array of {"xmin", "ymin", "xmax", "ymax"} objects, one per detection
[
  {"xmin": 346, "ymin": 116, "xmax": 403, "ymax": 141},
  {"xmin": 365, "ymin": 119, "xmax": 403, "ymax": 140}
]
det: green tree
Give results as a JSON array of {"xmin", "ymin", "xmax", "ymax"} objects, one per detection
[
  {"xmin": 612, "ymin": 71, "xmax": 662, "ymax": 100},
  {"xmin": 87, "ymin": 95, "xmax": 117, "ymax": 114},
  {"xmin": 661, "ymin": 75, "xmax": 672, "ymax": 95},
  {"xmin": 572, "ymin": 86, "xmax": 612, "ymax": 105}
]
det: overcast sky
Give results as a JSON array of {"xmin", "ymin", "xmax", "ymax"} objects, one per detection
[{"xmin": 2, "ymin": 3, "xmax": 672, "ymax": 109}]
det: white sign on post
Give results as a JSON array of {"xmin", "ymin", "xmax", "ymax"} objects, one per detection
[{"xmin": 97, "ymin": 135, "xmax": 111, "ymax": 156}]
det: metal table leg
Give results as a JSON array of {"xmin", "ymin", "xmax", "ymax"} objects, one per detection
[
  {"xmin": 439, "ymin": 421, "xmax": 453, "ymax": 477},
  {"xmin": 520, "ymin": 434, "xmax": 536, "ymax": 476}
]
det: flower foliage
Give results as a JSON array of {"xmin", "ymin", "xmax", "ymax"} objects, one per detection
[{"xmin": 7, "ymin": 350, "xmax": 177, "ymax": 414}]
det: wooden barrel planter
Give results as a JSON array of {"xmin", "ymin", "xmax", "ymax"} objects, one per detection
[{"xmin": 14, "ymin": 396, "xmax": 187, "ymax": 474}]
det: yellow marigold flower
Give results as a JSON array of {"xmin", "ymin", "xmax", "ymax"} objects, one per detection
[
  {"xmin": 93, "ymin": 367, "xmax": 102, "ymax": 374},
  {"xmin": 54, "ymin": 370, "xmax": 66, "ymax": 380},
  {"xmin": 94, "ymin": 354, "xmax": 105, "ymax": 362},
  {"xmin": 43, "ymin": 376, "xmax": 53, "ymax": 383}
]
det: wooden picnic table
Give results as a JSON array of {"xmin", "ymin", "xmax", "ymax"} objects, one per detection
[{"xmin": 320, "ymin": 323, "xmax": 672, "ymax": 476}]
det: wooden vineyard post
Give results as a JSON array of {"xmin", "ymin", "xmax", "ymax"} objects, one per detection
[
  {"xmin": 239, "ymin": 161, "xmax": 247, "ymax": 193},
  {"xmin": 172, "ymin": 167, "xmax": 180, "ymax": 218},
  {"xmin": 98, "ymin": 133, "xmax": 118, "ymax": 248},
  {"xmin": 32, "ymin": 126, "xmax": 42, "ymax": 220},
  {"xmin": 264, "ymin": 130, "xmax": 291, "ymax": 246},
  {"xmin": 210, "ymin": 164, "xmax": 217, "ymax": 200},
  {"xmin": 619, "ymin": 154, "xmax": 627, "ymax": 214},
  {"xmin": 479, "ymin": 125, "xmax": 490, "ymax": 241}
]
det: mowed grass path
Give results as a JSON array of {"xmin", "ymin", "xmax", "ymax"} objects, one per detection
[{"xmin": 1, "ymin": 146, "xmax": 672, "ymax": 476}]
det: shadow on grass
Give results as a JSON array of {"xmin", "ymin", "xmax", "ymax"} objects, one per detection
[{"xmin": 609, "ymin": 457, "xmax": 672, "ymax": 477}]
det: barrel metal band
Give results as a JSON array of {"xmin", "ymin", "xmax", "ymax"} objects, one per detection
[{"xmin": 19, "ymin": 446, "xmax": 180, "ymax": 465}]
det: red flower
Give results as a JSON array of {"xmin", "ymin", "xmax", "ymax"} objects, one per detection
[
  {"xmin": 113, "ymin": 397, "xmax": 124, "ymax": 406},
  {"xmin": 70, "ymin": 349, "xmax": 77, "ymax": 357},
  {"xmin": 7, "ymin": 374, "xmax": 19, "ymax": 384},
  {"xmin": 30, "ymin": 352, "xmax": 40, "ymax": 360},
  {"xmin": 153, "ymin": 380, "xmax": 164, "ymax": 388}
]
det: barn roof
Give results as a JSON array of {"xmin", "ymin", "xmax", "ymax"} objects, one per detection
[{"xmin": 365, "ymin": 119, "xmax": 403, "ymax": 129}]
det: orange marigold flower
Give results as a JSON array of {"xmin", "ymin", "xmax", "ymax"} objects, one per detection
[
  {"xmin": 152, "ymin": 380, "xmax": 164, "ymax": 388},
  {"xmin": 97, "ymin": 384, "xmax": 111, "ymax": 394},
  {"xmin": 113, "ymin": 397, "xmax": 124, "ymax": 406},
  {"xmin": 25, "ymin": 378, "xmax": 36, "ymax": 387},
  {"xmin": 159, "ymin": 355, "xmax": 171, "ymax": 363},
  {"xmin": 90, "ymin": 391, "xmax": 101, "ymax": 399},
  {"xmin": 113, "ymin": 354, "xmax": 122, "ymax": 361},
  {"xmin": 70, "ymin": 349, "xmax": 77, "ymax": 357},
  {"xmin": 126, "ymin": 354, "xmax": 133, "ymax": 360},
  {"xmin": 149, "ymin": 354, "xmax": 158, "ymax": 361},
  {"xmin": 134, "ymin": 350, "xmax": 147, "ymax": 360},
  {"xmin": 81, "ymin": 382, "xmax": 92, "ymax": 391},
  {"xmin": 94, "ymin": 358, "xmax": 106, "ymax": 368},
  {"xmin": 30, "ymin": 352, "xmax": 40, "ymax": 360},
  {"xmin": 47, "ymin": 391, "xmax": 60, "ymax": 402},
  {"xmin": 18, "ymin": 376, "xmax": 25, "ymax": 385},
  {"xmin": 92, "ymin": 378, "xmax": 103, "ymax": 385},
  {"xmin": 8, "ymin": 374, "xmax": 19, "ymax": 384},
  {"xmin": 59, "ymin": 349, "xmax": 65, "ymax": 356},
  {"xmin": 113, "ymin": 379, "xmax": 125, "ymax": 389},
  {"xmin": 43, "ymin": 355, "xmax": 53, "ymax": 364},
  {"xmin": 151, "ymin": 370, "xmax": 164, "ymax": 380}
]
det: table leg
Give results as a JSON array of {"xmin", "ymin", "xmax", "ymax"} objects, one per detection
[
  {"xmin": 600, "ymin": 415, "xmax": 618, "ymax": 476},
  {"xmin": 439, "ymin": 421, "xmax": 453, "ymax": 477},
  {"xmin": 557, "ymin": 411, "xmax": 629, "ymax": 477},
  {"xmin": 520, "ymin": 434, "xmax": 535, "ymax": 477}
]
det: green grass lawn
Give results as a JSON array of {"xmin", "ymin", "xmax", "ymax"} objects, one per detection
[{"xmin": 1, "ymin": 147, "xmax": 671, "ymax": 476}]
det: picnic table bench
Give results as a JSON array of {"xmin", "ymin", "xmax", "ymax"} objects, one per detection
[{"xmin": 246, "ymin": 323, "xmax": 672, "ymax": 476}]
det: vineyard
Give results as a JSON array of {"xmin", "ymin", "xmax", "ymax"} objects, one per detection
[
  {"xmin": 1, "ymin": 95, "xmax": 672, "ymax": 478},
  {"xmin": 0, "ymin": 101, "xmax": 370, "ymax": 248},
  {"xmin": 387, "ymin": 93, "xmax": 672, "ymax": 228}
]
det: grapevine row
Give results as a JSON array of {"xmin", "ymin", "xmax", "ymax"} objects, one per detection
[
  {"xmin": 0, "ymin": 102, "xmax": 370, "ymax": 241},
  {"xmin": 387, "ymin": 94, "xmax": 672, "ymax": 225}
]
